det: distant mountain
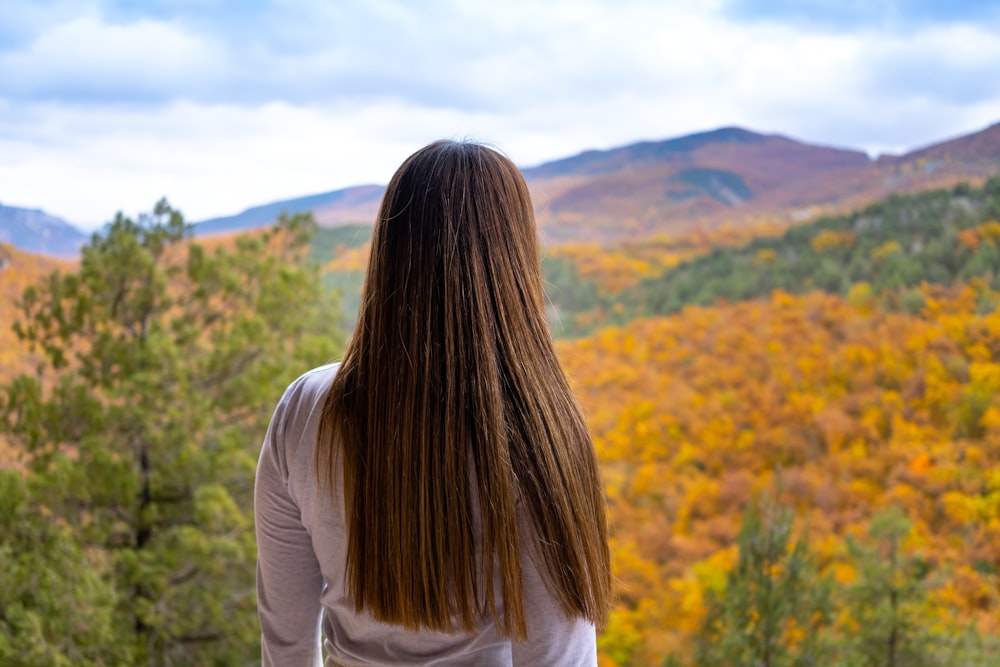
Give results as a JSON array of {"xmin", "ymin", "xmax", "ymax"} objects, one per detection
[
  {"xmin": 192, "ymin": 184, "xmax": 384, "ymax": 235},
  {"xmin": 523, "ymin": 126, "xmax": 876, "ymax": 240},
  {"xmin": 522, "ymin": 122, "xmax": 1000, "ymax": 241},
  {"xmin": 192, "ymin": 126, "xmax": 880, "ymax": 242},
  {"xmin": 256, "ymin": 123, "xmax": 1000, "ymax": 244},
  {"xmin": 0, "ymin": 204, "xmax": 87, "ymax": 257},
  {"xmin": 523, "ymin": 127, "xmax": 777, "ymax": 178},
  {"xmin": 903, "ymin": 121, "xmax": 1000, "ymax": 163}
]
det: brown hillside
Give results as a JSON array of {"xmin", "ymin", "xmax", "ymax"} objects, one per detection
[
  {"xmin": 526, "ymin": 128, "xmax": 872, "ymax": 241},
  {"xmin": 905, "ymin": 120, "xmax": 1000, "ymax": 164},
  {"xmin": 526, "ymin": 123, "xmax": 1000, "ymax": 242},
  {"xmin": 781, "ymin": 122, "xmax": 1000, "ymax": 218},
  {"xmin": 311, "ymin": 184, "xmax": 383, "ymax": 227},
  {"xmin": 526, "ymin": 130, "xmax": 870, "ymax": 239}
]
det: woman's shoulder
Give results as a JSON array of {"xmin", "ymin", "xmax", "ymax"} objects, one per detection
[
  {"xmin": 278, "ymin": 362, "xmax": 340, "ymax": 411},
  {"xmin": 292, "ymin": 362, "xmax": 340, "ymax": 390},
  {"xmin": 261, "ymin": 363, "xmax": 340, "ymax": 485},
  {"xmin": 269, "ymin": 363, "xmax": 339, "ymax": 454}
]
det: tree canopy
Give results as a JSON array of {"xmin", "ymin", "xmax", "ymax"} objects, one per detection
[{"xmin": 0, "ymin": 201, "xmax": 343, "ymax": 666}]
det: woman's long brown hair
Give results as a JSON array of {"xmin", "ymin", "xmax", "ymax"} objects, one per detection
[{"xmin": 316, "ymin": 140, "xmax": 611, "ymax": 640}]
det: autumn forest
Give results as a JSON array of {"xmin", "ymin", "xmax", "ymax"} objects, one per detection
[{"xmin": 3, "ymin": 172, "xmax": 1000, "ymax": 665}]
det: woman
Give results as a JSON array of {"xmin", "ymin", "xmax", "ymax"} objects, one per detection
[{"xmin": 255, "ymin": 140, "xmax": 612, "ymax": 666}]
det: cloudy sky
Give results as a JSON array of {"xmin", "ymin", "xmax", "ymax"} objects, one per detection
[{"xmin": 3, "ymin": 0, "xmax": 1000, "ymax": 230}]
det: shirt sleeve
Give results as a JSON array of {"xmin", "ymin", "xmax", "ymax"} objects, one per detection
[
  {"xmin": 255, "ymin": 391, "xmax": 325, "ymax": 667},
  {"xmin": 511, "ymin": 545, "xmax": 599, "ymax": 666}
]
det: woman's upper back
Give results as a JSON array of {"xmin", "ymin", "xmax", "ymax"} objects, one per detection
[{"xmin": 257, "ymin": 362, "xmax": 599, "ymax": 666}]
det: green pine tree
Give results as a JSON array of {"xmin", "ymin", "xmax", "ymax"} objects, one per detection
[
  {"xmin": 835, "ymin": 507, "xmax": 992, "ymax": 667},
  {"xmin": 0, "ymin": 201, "xmax": 342, "ymax": 666},
  {"xmin": 0, "ymin": 469, "xmax": 125, "ymax": 666},
  {"xmin": 694, "ymin": 496, "xmax": 832, "ymax": 667}
]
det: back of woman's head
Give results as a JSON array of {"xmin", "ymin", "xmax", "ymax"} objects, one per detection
[
  {"xmin": 361, "ymin": 140, "xmax": 545, "ymax": 353},
  {"xmin": 318, "ymin": 140, "xmax": 611, "ymax": 640}
]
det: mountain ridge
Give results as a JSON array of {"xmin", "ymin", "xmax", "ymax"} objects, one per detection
[
  {"xmin": 0, "ymin": 204, "xmax": 88, "ymax": 257},
  {"xmin": 521, "ymin": 126, "xmax": 833, "ymax": 178},
  {"xmin": 194, "ymin": 184, "xmax": 384, "ymax": 235},
  {"xmin": 5, "ymin": 122, "xmax": 1000, "ymax": 255}
]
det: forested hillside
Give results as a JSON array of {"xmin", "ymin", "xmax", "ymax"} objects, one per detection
[
  {"xmin": 544, "ymin": 178, "xmax": 1000, "ymax": 665},
  {"xmin": 624, "ymin": 178, "xmax": 1000, "ymax": 317},
  {"xmin": 543, "ymin": 176, "xmax": 1000, "ymax": 337},
  {"xmin": 565, "ymin": 287, "xmax": 1000, "ymax": 665}
]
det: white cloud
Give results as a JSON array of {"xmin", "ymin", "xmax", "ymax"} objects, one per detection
[
  {"xmin": 2, "ymin": 0, "xmax": 1000, "ymax": 229},
  {"xmin": 0, "ymin": 15, "xmax": 227, "ymax": 101}
]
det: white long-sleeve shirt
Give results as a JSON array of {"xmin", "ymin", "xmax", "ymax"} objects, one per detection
[{"xmin": 254, "ymin": 363, "xmax": 598, "ymax": 666}]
